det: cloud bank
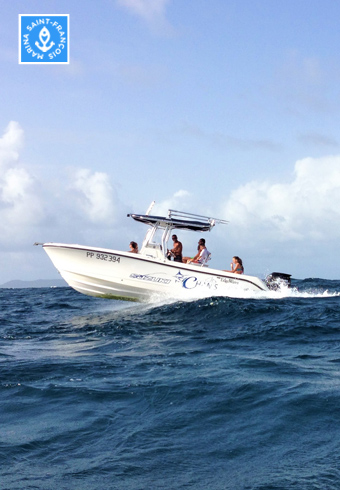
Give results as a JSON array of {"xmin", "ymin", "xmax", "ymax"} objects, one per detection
[
  {"xmin": 221, "ymin": 155, "xmax": 340, "ymax": 246},
  {"xmin": 0, "ymin": 122, "xmax": 123, "ymax": 281},
  {"xmin": 0, "ymin": 122, "xmax": 121, "ymax": 248},
  {"xmin": 0, "ymin": 121, "xmax": 43, "ymax": 250}
]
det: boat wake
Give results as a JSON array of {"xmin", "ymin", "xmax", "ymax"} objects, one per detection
[{"xmin": 145, "ymin": 279, "xmax": 340, "ymax": 305}]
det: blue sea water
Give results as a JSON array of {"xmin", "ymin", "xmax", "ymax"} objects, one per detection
[{"xmin": 1, "ymin": 279, "xmax": 340, "ymax": 490}]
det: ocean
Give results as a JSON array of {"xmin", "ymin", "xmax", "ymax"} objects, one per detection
[{"xmin": 1, "ymin": 279, "xmax": 340, "ymax": 490}]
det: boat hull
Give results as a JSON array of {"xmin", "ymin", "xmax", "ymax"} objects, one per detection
[{"xmin": 43, "ymin": 243, "xmax": 269, "ymax": 301}]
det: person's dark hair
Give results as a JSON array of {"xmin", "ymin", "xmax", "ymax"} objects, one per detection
[
  {"xmin": 130, "ymin": 241, "xmax": 138, "ymax": 249},
  {"xmin": 233, "ymin": 256, "xmax": 244, "ymax": 270},
  {"xmin": 172, "ymin": 235, "xmax": 177, "ymax": 240},
  {"xmin": 199, "ymin": 238, "xmax": 205, "ymax": 245}
]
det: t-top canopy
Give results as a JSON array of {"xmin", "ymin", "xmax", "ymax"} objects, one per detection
[{"xmin": 128, "ymin": 209, "xmax": 228, "ymax": 232}]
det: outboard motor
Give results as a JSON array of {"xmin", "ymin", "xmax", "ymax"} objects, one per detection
[{"xmin": 265, "ymin": 272, "xmax": 292, "ymax": 291}]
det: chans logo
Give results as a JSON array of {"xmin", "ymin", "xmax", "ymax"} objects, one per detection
[
  {"xmin": 19, "ymin": 15, "xmax": 69, "ymax": 64},
  {"xmin": 174, "ymin": 270, "xmax": 218, "ymax": 290}
]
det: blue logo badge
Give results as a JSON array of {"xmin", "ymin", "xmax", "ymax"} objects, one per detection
[{"xmin": 19, "ymin": 15, "xmax": 69, "ymax": 64}]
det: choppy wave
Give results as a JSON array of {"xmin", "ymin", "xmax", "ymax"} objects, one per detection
[{"xmin": 1, "ymin": 278, "xmax": 340, "ymax": 489}]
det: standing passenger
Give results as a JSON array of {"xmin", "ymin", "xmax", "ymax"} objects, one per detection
[{"xmin": 167, "ymin": 234, "xmax": 183, "ymax": 262}]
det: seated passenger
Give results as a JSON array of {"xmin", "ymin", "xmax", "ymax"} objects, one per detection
[
  {"xmin": 183, "ymin": 238, "xmax": 210, "ymax": 264},
  {"xmin": 129, "ymin": 241, "xmax": 138, "ymax": 253},
  {"xmin": 224, "ymin": 256, "xmax": 244, "ymax": 274},
  {"xmin": 167, "ymin": 234, "xmax": 183, "ymax": 262}
]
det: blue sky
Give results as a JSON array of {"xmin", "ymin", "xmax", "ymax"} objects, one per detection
[{"xmin": 1, "ymin": 0, "xmax": 340, "ymax": 282}]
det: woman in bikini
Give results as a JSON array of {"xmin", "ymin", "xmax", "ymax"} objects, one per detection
[{"xmin": 224, "ymin": 256, "xmax": 244, "ymax": 274}]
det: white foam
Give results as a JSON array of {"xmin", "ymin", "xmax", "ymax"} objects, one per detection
[
  {"xmin": 87, "ymin": 282, "xmax": 340, "ymax": 315},
  {"xmin": 146, "ymin": 282, "xmax": 340, "ymax": 305}
]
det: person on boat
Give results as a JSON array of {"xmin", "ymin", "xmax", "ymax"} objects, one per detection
[
  {"xmin": 167, "ymin": 234, "xmax": 183, "ymax": 262},
  {"xmin": 182, "ymin": 238, "xmax": 210, "ymax": 264},
  {"xmin": 224, "ymin": 256, "xmax": 244, "ymax": 274},
  {"xmin": 129, "ymin": 241, "xmax": 138, "ymax": 253}
]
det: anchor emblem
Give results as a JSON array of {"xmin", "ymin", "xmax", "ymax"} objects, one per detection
[{"xmin": 35, "ymin": 27, "xmax": 55, "ymax": 52}]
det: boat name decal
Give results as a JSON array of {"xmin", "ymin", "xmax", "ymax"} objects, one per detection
[
  {"xmin": 174, "ymin": 270, "xmax": 218, "ymax": 290},
  {"xmin": 86, "ymin": 252, "xmax": 121, "ymax": 263},
  {"xmin": 217, "ymin": 276, "xmax": 237, "ymax": 284},
  {"xmin": 130, "ymin": 273, "xmax": 171, "ymax": 284}
]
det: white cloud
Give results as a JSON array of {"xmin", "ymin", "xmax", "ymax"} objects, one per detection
[
  {"xmin": 0, "ymin": 122, "xmax": 44, "ymax": 249},
  {"xmin": 71, "ymin": 168, "xmax": 117, "ymax": 223},
  {"xmin": 116, "ymin": 0, "xmax": 172, "ymax": 32},
  {"xmin": 154, "ymin": 190, "xmax": 192, "ymax": 215},
  {"xmin": 221, "ymin": 155, "xmax": 340, "ymax": 243},
  {"xmin": 2, "ymin": 167, "xmax": 33, "ymax": 203},
  {"xmin": 0, "ymin": 122, "xmax": 122, "ymax": 264},
  {"xmin": 0, "ymin": 121, "xmax": 24, "ymax": 169}
]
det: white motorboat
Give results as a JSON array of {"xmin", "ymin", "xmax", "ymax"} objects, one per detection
[{"xmin": 35, "ymin": 205, "xmax": 291, "ymax": 301}]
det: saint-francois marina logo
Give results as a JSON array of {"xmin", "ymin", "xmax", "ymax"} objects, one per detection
[{"xmin": 19, "ymin": 14, "xmax": 69, "ymax": 64}]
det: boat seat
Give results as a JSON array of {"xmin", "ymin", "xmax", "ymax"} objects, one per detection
[
  {"xmin": 190, "ymin": 253, "xmax": 211, "ymax": 267},
  {"xmin": 200, "ymin": 252, "xmax": 211, "ymax": 267}
]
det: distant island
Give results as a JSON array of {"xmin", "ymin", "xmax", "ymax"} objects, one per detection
[{"xmin": 0, "ymin": 279, "xmax": 68, "ymax": 289}]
